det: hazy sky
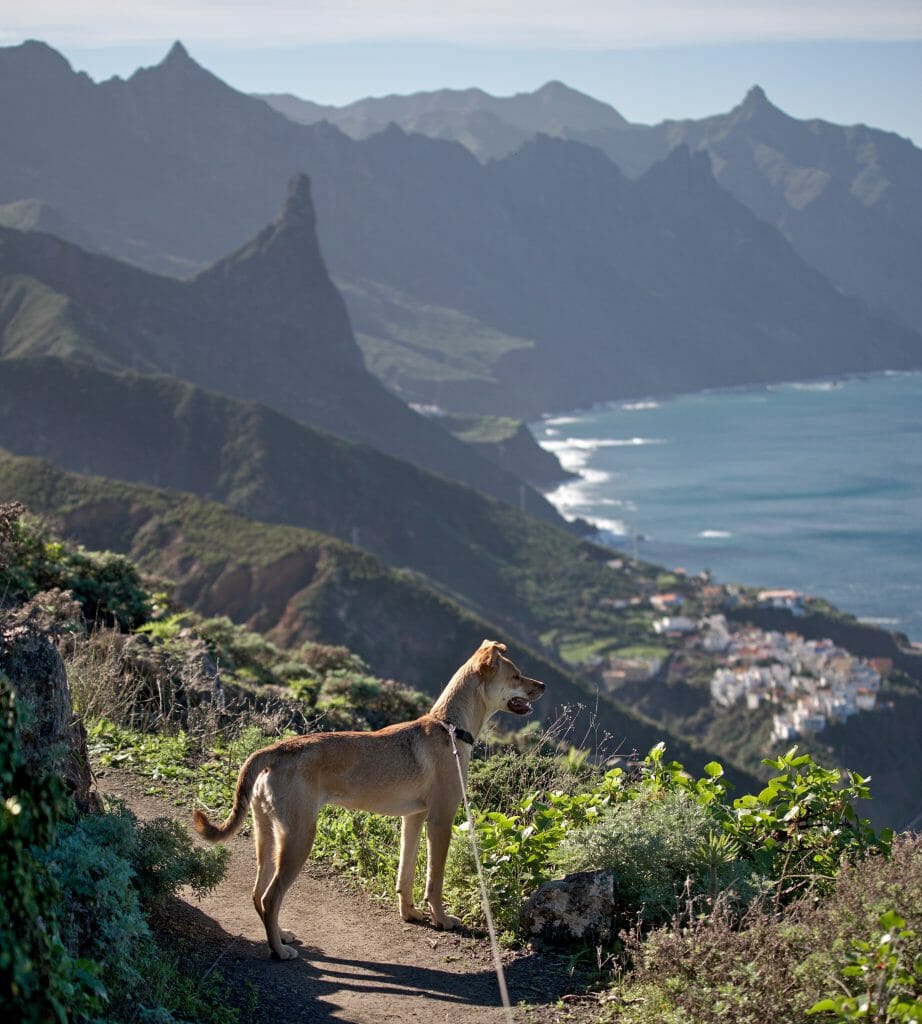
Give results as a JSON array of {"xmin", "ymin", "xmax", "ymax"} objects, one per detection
[{"xmin": 5, "ymin": 1, "xmax": 922, "ymax": 143}]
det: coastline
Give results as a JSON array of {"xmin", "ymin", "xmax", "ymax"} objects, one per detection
[{"xmin": 529, "ymin": 370, "xmax": 922, "ymax": 643}]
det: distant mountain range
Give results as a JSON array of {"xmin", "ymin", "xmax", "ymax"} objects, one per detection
[
  {"xmin": 262, "ymin": 79, "xmax": 922, "ymax": 338},
  {"xmin": 1, "ymin": 40, "xmax": 918, "ymax": 418}
]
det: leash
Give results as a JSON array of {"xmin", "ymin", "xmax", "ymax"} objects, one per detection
[{"xmin": 443, "ymin": 721, "xmax": 515, "ymax": 1024}]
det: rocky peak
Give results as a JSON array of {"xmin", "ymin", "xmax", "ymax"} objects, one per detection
[
  {"xmin": 129, "ymin": 38, "xmax": 221, "ymax": 91},
  {"xmin": 743, "ymin": 84, "xmax": 770, "ymax": 109},
  {"xmin": 731, "ymin": 84, "xmax": 788, "ymax": 128},
  {"xmin": 277, "ymin": 173, "xmax": 317, "ymax": 229},
  {"xmin": 193, "ymin": 174, "xmax": 362, "ymax": 368},
  {"xmin": 518, "ymin": 80, "xmax": 629, "ymax": 131},
  {"xmin": 161, "ymin": 40, "xmax": 193, "ymax": 67}
]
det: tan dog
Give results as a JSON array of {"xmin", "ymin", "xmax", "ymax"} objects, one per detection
[{"xmin": 193, "ymin": 639, "xmax": 544, "ymax": 959}]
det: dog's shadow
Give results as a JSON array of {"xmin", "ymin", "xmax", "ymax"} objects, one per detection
[{"xmin": 160, "ymin": 898, "xmax": 567, "ymax": 1017}]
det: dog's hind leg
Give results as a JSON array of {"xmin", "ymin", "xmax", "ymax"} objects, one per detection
[
  {"xmin": 260, "ymin": 810, "xmax": 317, "ymax": 960},
  {"xmin": 424, "ymin": 813, "xmax": 462, "ymax": 930},
  {"xmin": 251, "ymin": 799, "xmax": 297, "ymax": 943},
  {"xmin": 397, "ymin": 811, "xmax": 427, "ymax": 922}
]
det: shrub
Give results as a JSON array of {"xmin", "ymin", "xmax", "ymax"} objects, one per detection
[
  {"xmin": 557, "ymin": 788, "xmax": 758, "ymax": 924},
  {"xmin": 300, "ymin": 643, "xmax": 368, "ymax": 676},
  {"xmin": 466, "ymin": 749, "xmax": 592, "ymax": 814},
  {"xmin": 46, "ymin": 807, "xmax": 154, "ymax": 1004},
  {"xmin": 607, "ymin": 835, "xmax": 922, "ymax": 1024},
  {"xmin": 39, "ymin": 798, "xmax": 229, "ymax": 1023},
  {"xmin": 0, "ymin": 673, "xmax": 100, "ymax": 1022},
  {"xmin": 310, "ymin": 807, "xmax": 405, "ymax": 899},
  {"xmin": 315, "ymin": 673, "xmax": 429, "ymax": 731},
  {"xmin": 0, "ymin": 507, "xmax": 151, "ymax": 629},
  {"xmin": 728, "ymin": 747, "xmax": 892, "ymax": 906},
  {"xmin": 808, "ymin": 910, "xmax": 922, "ymax": 1022}
]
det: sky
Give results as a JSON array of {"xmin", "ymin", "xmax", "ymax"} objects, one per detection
[{"xmin": 3, "ymin": 1, "xmax": 922, "ymax": 144}]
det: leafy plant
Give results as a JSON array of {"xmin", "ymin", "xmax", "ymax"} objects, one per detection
[
  {"xmin": 808, "ymin": 912, "xmax": 922, "ymax": 1023},
  {"xmin": 729, "ymin": 747, "xmax": 892, "ymax": 905}
]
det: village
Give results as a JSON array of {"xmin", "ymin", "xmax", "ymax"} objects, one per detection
[
  {"xmin": 704, "ymin": 615, "xmax": 885, "ymax": 742},
  {"xmin": 600, "ymin": 584, "xmax": 889, "ymax": 743}
]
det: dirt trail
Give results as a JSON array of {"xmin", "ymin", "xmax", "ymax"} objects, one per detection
[{"xmin": 97, "ymin": 772, "xmax": 593, "ymax": 1024}]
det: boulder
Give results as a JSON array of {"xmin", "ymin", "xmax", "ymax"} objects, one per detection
[{"xmin": 520, "ymin": 869, "xmax": 615, "ymax": 945}]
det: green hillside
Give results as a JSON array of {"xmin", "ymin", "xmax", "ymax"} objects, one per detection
[
  {"xmin": 0, "ymin": 356, "xmax": 638, "ymax": 653},
  {"xmin": 0, "ymin": 450, "xmax": 763, "ymax": 790}
]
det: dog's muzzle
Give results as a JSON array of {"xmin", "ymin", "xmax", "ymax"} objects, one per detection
[{"xmin": 506, "ymin": 677, "xmax": 545, "ymax": 715}]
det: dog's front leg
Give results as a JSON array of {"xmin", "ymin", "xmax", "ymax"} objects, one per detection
[
  {"xmin": 425, "ymin": 814, "xmax": 462, "ymax": 930},
  {"xmin": 397, "ymin": 811, "xmax": 427, "ymax": 922}
]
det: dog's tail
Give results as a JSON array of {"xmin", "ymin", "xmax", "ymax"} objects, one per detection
[{"xmin": 192, "ymin": 747, "xmax": 270, "ymax": 842}]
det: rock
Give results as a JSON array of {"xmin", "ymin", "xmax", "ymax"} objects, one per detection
[
  {"xmin": 0, "ymin": 618, "xmax": 98, "ymax": 809},
  {"xmin": 520, "ymin": 869, "xmax": 615, "ymax": 945}
]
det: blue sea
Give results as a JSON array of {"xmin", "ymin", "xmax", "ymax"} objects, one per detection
[{"xmin": 533, "ymin": 372, "xmax": 922, "ymax": 643}]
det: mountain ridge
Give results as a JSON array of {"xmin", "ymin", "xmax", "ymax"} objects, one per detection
[
  {"xmin": 259, "ymin": 72, "xmax": 922, "ymax": 334},
  {"xmin": 0, "ymin": 187, "xmax": 561, "ymax": 520},
  {"xmin": 0, "ymin": 355, "xmax": 594, "ymax": 639},
  {"xmin": 2, "ymin": 39, "xmax": 918, "ymax": 420}
]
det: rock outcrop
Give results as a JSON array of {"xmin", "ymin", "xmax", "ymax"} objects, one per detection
[{"xmin": 0, "ymin": 616, "xmax": 96, "ymax": 809}]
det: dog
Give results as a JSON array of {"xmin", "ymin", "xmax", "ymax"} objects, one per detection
[{"xmin": 193, "ymin": 639, "xmax": 545, "ymax": 959}]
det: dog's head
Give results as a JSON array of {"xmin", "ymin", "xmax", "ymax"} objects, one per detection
[{"xmin": 473, "ymin": 639, "xmax": 545, "ymax": 717}]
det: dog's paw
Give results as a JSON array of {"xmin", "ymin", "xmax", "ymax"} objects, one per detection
[{"xmin": 270, "ymin": 943, "xmax": 300, "ymax": 961}]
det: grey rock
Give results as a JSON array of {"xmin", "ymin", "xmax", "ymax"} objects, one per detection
[{"xmin": 520, "ymin": 869, "xmax": 615, "ymax": 946}]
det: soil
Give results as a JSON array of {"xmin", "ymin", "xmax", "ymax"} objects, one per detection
[{"xmin": 96, "ymin": 771, "xmax": 605, "ymax": 1024}]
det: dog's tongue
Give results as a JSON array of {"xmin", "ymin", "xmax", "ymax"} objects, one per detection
[{"xmin": 507, "ymin": 697, "xmax": 532, "ymax": 715}]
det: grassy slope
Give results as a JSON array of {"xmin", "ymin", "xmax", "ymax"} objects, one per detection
[
  {"xmin": 0, "ymin": 356, "xmax": 644, "ymax": 653},
  {"xmin": 0, "ymin": 449, "xmax": 762, "ymax": 791}
]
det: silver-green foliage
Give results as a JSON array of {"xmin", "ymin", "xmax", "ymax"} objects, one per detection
[{"xmin": 556, "ymin": 788, "xmax": 756, "ymax": 923}]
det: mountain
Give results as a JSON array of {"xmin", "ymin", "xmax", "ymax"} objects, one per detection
[
  {"xmin": 0, "ymin": 356, "xmax": 624, "ymax": 644},
  {"xmin": 0, "ymin": 449, "xmax": 488, "ymax": 683},
  {"xmin": 1, "ymin": 40, "xmax": 919, "ymax": 419},
  {"xmin": 311, "ymin": 132, "xmax": 919, "ymax": 414},
  {"xmin": 0, "ymin": 198, "xmax": 96, "ymax": 250},
  {"xmin": 258, "ymin": 80, "xmax": 629, "ymax": 161},
  {"xmin": 601, "ymin": 86, "xmax": 922, "ymax": 334},
  {"xmin": 264, "ymin": 77, "xmax": 922, "ymax": 336},
  {"xmin": 0, "ymin": 184, "xmax": 560, "ymax": 521}
]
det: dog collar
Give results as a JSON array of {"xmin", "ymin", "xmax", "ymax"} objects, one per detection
[{"xmin": 437, "ymin": 719, "xmax": 476, "ymax": 747}]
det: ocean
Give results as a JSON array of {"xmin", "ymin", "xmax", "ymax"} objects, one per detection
[{"xmin": 533, "ymin": 371, "xmax": 922, "ymax": 643}]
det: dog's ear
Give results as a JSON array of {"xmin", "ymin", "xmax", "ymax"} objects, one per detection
[{"xmin": 473, "ymin": 639, "xmax": 506, "ymax": 676}]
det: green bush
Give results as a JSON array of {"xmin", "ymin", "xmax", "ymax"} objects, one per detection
[
  {"xmin": 0, "ymin": 665, "xmax": 232, "ymax": 1023},
  {"xmin": 45, "ymin": 803, "xmax": 228, "ymax": 1020},
  {"xmin": 606, "ymin": 835, "xmax": 922, "ymax": 1024},
  {"xmin": 0, "ymin": 507, "xmax": 151, "ymax": 630},
  {"xmin": 315, "ymin": 673, "xmax": 430, "ymax": 731},
  {"xmin": 310, "ymin": 806, "xmax": 405, "ymax": 898},
  {"xmin": 558, "ymin": 788, "xmax": 758, "ymax": 924},
  {"xmin": 728, "ymin": 747, "xmax": 891, "ymax": 905},
  {"xmin": 465, "ymin": 749, "xmax": 592, "ymax": 814},
  {"xmin": 46, "ymin": 808, "xmax": 153, "ymax": 1005},
  {"xmin": 808, "ymin": 911, "xmax": 922, "ymax": 1022},
  {"xmin": 0, "ymin": 674, "xmax": 101, "ymax": 1022},
  {"xmin": 443, "ymin": 743, "xmax": 893, "ymax": 942}
]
